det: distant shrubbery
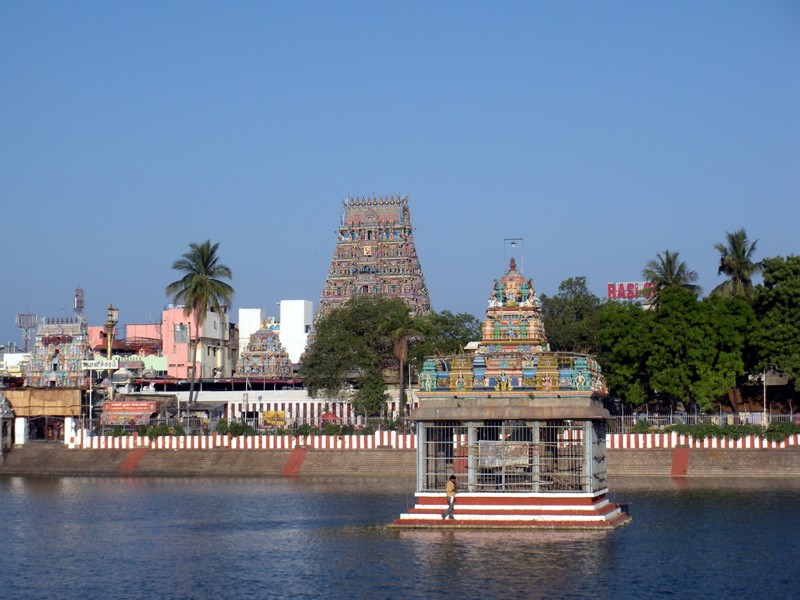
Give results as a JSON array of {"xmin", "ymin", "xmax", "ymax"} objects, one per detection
[
  {"xmin": 214, "ymin": 419, "xmax": 255, "ymax": 437},
  {"xmin": 99, "ymin": 419, "xmax": 402, "ymax": 438},
  {"xmin": 144, "ymin": 423, "xmax": 185, "ymax": 440},
  {"xmin": 627, "ymin": 421, "xmax": 800, "ymax": 443}
]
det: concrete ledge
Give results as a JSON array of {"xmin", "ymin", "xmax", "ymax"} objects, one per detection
[{"xmin": 2, "ymin": 445, "xmax": 799, "ymax": 477}]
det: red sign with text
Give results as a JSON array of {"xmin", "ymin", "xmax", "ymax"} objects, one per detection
[{"xmin": 607, "ymin": 281, "xmax": 655, "ymax": 301}]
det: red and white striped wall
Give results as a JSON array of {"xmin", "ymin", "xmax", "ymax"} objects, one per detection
[
  {"xmin": 75, "ymin": 429, "xmax": 416, "ymax": 450},
  {"xmin": 72, "ymin": 431, "xmax": 800, "ymax": 451},
  {"xmin": 605, "ymin": 432, "xmax": 800, "ymax": 449}
]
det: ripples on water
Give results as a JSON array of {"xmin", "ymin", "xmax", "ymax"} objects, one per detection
[{"xmin": 1, "ymin": 476, "xmax": 798, "ymax": 599}]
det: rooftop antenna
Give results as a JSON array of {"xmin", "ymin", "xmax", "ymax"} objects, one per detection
[
  {"xmin": 503, "ymin": 238, "xmax": 524, "ymax": 274},
  {"xmin": 15, "ymin": 313, "xmax": 37, "ymax": 352},
  {"xmin": 74, "ymin": 286, "xmax": 85, "ymax": 316}
]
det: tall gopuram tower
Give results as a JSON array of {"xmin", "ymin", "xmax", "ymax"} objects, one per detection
[
  {"xmin": 318, "ymin": 195, "xmax": 431, "ymax": 319},
  {"xmin": 392, "ymin": 257, "xmax": 630, "ymax": 530}
]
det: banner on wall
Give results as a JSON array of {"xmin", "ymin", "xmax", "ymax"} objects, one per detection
[
  {"xmin": 101, "ymin": 401, "xmax": 158, "ymax": 425},
  {"xmin": 262, "ymin": 411, "xmax": 286, "ymax": 426}
]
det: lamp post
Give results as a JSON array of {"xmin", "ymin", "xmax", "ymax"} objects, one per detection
[
  {"xmin": 105, "ymin": 304, "xmax": 119, "ymax": 360},
  {"xmin": 762, "ymin": 367, "xmax": 768, "ymax": 430},
  {"xmin": 105, "ymin": 305, "xmax": 119, "ymax": 405}
]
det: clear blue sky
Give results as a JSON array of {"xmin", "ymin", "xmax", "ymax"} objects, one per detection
[{"xmin": 1, "ymin": 1, "xmax": 798, "ymax": 348}]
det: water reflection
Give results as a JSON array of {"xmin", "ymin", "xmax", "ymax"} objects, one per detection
[{"xmin": 0, "ymin": 476, "xmax": 798, "ymax": 599}]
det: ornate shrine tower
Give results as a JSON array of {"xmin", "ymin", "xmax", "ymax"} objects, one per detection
[
  {"xmin": 392, "ymin": 257, "xmax": 629, "ymax": 530},
  {"xmin": 318, "ymin": 196, "xmax": 431, "ymax": 318},
  {"xmin": 234, "ymin": 327, "xmax": 293, "ymax": 380},
  {"xmin": 25, "ymin": 316, "xmax": 93, "ymax": 388}
]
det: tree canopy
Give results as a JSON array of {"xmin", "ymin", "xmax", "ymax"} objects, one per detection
[
  {"xmin": 540, "ymin": 277, "xmax": 601, "ymax": 353},
  {"xmin": 408, "ymin": 310, "xmax": 481, "ymax": 368},
  {"xmin": 300, "ymin": 295, "xmax": 395, "ymax": 416},
  {"xmin": 712, "ymin": 228, "xmax": 761, "ymax": 300},
  {"xmin": 753, "ymin": 255, "xmax": 800, "ymax": 390},
  {"xmin": 642, "ymin": 249, "xmax": 701, "ymax": 308},
  {"xmin": 300, "ymin": 299, "xmax": 480, "ymax": 416},
  {"xmin": 595, "ymin": 286, "xmax": 756, "ymax": 412}
]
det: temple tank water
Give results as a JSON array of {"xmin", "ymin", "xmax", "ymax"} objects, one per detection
[{"xmin": 0, "ymin": 476, "xmax": 797, "ymax": 599}]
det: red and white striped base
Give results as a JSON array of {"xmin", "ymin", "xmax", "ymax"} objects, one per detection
[{"xmin": 392, "ymin": 491, "xmax": 631, "ymax": 530}]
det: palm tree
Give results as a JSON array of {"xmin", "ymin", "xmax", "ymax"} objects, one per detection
[
  {"xmin": 166, "ymin": 240, "xmax": 234, "ymax": 409},
  {"xmin": 711, "ymin": 228, "xmax": 761, "ymax": 300},
  {"xmin": 384, "ymin": 301, "xmax": 425, "ymax": 416},
  {"xmin": 642, "ymin": 249, "xmax": 701, "ymax": 308}
]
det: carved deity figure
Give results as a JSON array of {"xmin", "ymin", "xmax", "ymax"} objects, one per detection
[
  {"xmin": 521, "ymin": 279, "xmax": 530, "ymax": 303},
  {"xmin": 420, "ymin": 371, "xmax": 436, "ymax": 392},
  {"xmin": 575, "ymin": 371, "xmax": 586, "ymax": 389},
  {"xmin": 494, "ymin": 279, "xmax": 504, "ymax": 303},
  {"xmin": 495, "ymin": 371, "xmax": 512, "ymax": 391},
  {"xmin": 493, "ymin": 319, "xmax": 502, "ymax": 339}
]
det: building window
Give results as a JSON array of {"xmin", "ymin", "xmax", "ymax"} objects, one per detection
[{"xmin": 174, "ymin": 324, "xmax": 190, "ymax": 344}]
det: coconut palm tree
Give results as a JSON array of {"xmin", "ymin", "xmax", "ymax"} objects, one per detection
[
  {"xmin": 711, "ymin": 228, "xmax": 761, "ymax": 300},
  {"xmin": 383, "ymin": 301, "xmax": 425, "ymax": 416},
  {"xmin": 642, "ymin": 249, "xmax": 701, "ymax": 308},
  {"xmin": 166, "ymin": 240, "xmax": 234, "ymax": 408}
]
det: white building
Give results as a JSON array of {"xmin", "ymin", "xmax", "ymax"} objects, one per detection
[
  {"xmin": 0, "ymin": 352, "xmax": 28, "ymax": 377},
  {"xmin": 279, "ymin": 300, "xmax": 313, "ymax": 364},
  {"xmin": 236, "ymin": 301, "xmax": 312, "ymax": 366},
  {"xmin": 237, "ymin": 308, "xmax": 267, "ymax": 358}
]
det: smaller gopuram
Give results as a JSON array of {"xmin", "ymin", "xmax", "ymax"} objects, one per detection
[
  {"xmin": 318, "ymin": 195, "xmax": 431, "ymax": 318},
  {"xmin": 235, "ymin": 327, "xmax": 293, "ymax": 379},
  {"xmin": 25, "ymin": 316, "xmax": 93, "ymax": 388},
  {"xmin": 393, "ymin": 258, "xmax": 630, "ymax": 529}
]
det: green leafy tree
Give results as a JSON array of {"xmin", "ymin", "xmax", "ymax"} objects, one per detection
[
  {"xmin": 383, "ymin": 301, "xmax": 425, "ymax": 415},
  {"xmin": 408, "ymin": 310, "xmax": 481, "ymax": 368},
  {"xmin": 596, "ymin": 288, "xmax": 755, "ymax": 412},
  {"xmin": 300, "ymin": 296, "xmax": 396, "ymax": 416},
  {"xmin": 712, "ymin": 228, "xmax": 761, "ymax": 300},
  {"xmin": 540, "ymin": 277, "xmax": 601, "ymax": 353},
  {"xmin": 596, "ymin": 301, "xmax": 653, "ymax": 407},
  {"xmin": 646, "ymin": 288, "xmax": 754, "ymax": 412},
  {"xmin": 352, "ymin": 370, "xmax": 390, "ymax": 417},
  {"xmin": 165, "ymin": 240, "xmax": 233, "ymax": 406},
  {"xmin": 753, "ymin": 255, "xmax": 800, "ymax": 390},
  {"xmin": 642, "ymin": 249, "xmax": 701, "ymax": 309}
]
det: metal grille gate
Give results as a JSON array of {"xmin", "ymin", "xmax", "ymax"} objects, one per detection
[{"xmin": 419, "ymin": 420, "xmax": 607, "ymax": 494}]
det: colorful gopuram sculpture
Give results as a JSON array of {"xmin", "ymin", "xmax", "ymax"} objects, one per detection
[
  {"xmin": 25, "ymin": 316, "xmax": 94, "ymax": 388},
  {"xmin": 235, "ymin": 326, "xmax": 293, "ymax": 379},
  {"xmin": 318, "ymin": 196, "xmax": 431, "ymax": 318},
  {"xmin": 394, "ymin": 257, "xmax": 628, "ymax": 529},
  {"xmin": 418, "ymin": 257, "xmax": 605, "ymax": 395}
]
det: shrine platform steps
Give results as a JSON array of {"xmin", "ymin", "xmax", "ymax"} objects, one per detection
[{"xmin": 391, "ymin": 491, "xmax": 631, "ymax": 530}]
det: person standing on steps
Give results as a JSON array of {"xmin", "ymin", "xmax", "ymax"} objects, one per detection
[{"xmin": 442, "ymin": 475, "xmax": 457, "ymax": 520}]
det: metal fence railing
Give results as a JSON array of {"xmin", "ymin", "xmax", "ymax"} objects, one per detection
[
  {"xmin": 76, "ymin": 411, "xmax": 799, "ymax": 438},
  {"xmin": 77, "ymin": 416, "xmax": 417, "ymax": 438},
  {"xmin": 606, "ymin": 412, "xmax": 799, "ymax": 434}
]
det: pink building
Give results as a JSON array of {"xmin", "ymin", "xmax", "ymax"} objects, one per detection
[
  {"xmin": 162, "ymin": 305, "xmax": 236, "ymax": 380},
  {"xmin": 84, "ymin": 308, "xmax": 236, "ymax": 380},
  {"xmin": 87, "ymin": 325, "xmax": 119, "ymax": 356},
  {"xmin": 126, "ymin": 323, "xmax": 161, "ymax": 340}
]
